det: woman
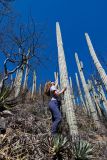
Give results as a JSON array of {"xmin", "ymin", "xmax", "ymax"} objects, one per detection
[{"xmin": 44, "ymin": 81, "xmax": 67, "ymax": 135}]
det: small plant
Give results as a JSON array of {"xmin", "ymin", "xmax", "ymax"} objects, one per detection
[
  {"xmin": 0, "ymin": 87, "xmax": 13, "ymax": 111},
  {"xmin": 52, "ymin": 134, "xmax": 68, "ymax": 155},
  {"xmin": 0, "ymin": 86, "xmax": 27, "ymax": 111},
  {"xmin": 73, "ymin": 139, "xmax": 93, "ymax": 160},
  {"xmin": 40, "ymin": 134, "xmax": 70, "ymax": 160}
]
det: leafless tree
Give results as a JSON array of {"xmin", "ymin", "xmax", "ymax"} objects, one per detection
[
  {"xmin": 0, "ymin": 0, "xmax": 48, "ymax": 95},
  {"xmin": 0, "ymin": 18, "xmax": 46, "ymax": 91}
]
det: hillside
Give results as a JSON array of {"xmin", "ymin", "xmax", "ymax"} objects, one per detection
[{"xmin": 0, "ymin": 95, "xmax": 107, "ymax": 160}]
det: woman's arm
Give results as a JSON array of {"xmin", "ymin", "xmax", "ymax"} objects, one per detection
[
  {"xmin": 55, "ymin": 81, "xmax": 58, "ymax": 88},
  {"xmin": 54, "ymin": 87, "xmax": 67, "ymax": 96}
]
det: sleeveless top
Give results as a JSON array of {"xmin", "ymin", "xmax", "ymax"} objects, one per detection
[{"xmin": 50, "ymin": 86, "xmax": 59, "ymax": 100}]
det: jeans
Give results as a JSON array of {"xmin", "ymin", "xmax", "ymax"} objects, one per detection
[{"xmin": 49, "ymin": 100, "xmax": 62, "ymax": 134}]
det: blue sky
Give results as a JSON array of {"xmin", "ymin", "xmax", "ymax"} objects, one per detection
[{"xmin": 2, "ymin": 0, "xmax": 107, "ymax": 88}]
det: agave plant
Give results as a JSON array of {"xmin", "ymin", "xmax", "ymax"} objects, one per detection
[
  {"xmin": 0, "ymin": 87, "xmax": 13, "ymax": 111},
  {"xmin": 73, "ymin": 139, "xmax": 93, "ymax": 160},
  {"xmin": 40, "ymin": 134, "xmax": 70, "ymax": 160},
  {"xmin": 52, "ymin": 134, "xmax": 68, "ymax": 155},
  {"xmin": 0, "ymin": 86, "xmax": 24, "ymax": 111}
]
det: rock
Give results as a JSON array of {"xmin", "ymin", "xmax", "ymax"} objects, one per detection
[
  {"xmin": 2, "ymin": 110, "xmax": 13, "ymax": 117},
  {"xmin": 0, "ymin": 117, "xmax": 6, "ymax": 134}
]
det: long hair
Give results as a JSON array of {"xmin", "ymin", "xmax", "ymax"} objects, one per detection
[{"xmin": 44, "ymin": 81, "xmax": 51, "ymax": 96}]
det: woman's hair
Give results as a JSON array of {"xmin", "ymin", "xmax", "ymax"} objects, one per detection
[{"xmin": 44, "ymin": 81, "xmax": 52, "ymax": 96}]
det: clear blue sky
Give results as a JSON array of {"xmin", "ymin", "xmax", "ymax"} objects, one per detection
[{"xmin": 3, "ymin": 0, "xmax": 107, "ymax": 87}]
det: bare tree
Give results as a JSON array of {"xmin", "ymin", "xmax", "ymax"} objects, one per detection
[{"xmin": 0, "ymin": 17, "xmax": 46, "ymax": 92}]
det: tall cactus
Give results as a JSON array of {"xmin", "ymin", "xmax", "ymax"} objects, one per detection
[
  {"xmin": 31, "ymin": 71, "xmax": 36, "ymax": 98},
  {"xmin": 54, "ymin": 72, "xmax": 59, "ymax": 88},
  {"xmin": 14, "ymin": 68, "xmax": 23, "ymax": 97},
  {"xmin": 85, "ymin": 33, "xmax": 107, "ymax": 91},
  {"xmin": 69, "ymin": 77, "xmax": 76, "ymax": 106},
  {"xmin": 75, "ymin": 53, "xmax": 100, "ymax": 128},
  {"xmin": 75, "ymin": 73, "xmax": 88, "ymax": 113},
  {"xmin": 87, "ymin": 80, "xmax": 102, "ymax": 118},
  {"xmin": 56, "ymin": 22, "xmax": 78, "ymax": 137},
  {"xmin": 23, "ymin": 60, "xmax": 29, "ymax": 91},
  {"xmin": 23, "ymin": 49, "xmax": 30, "ymax": 90},
  {"xmin": 95, "ymin": 80, "xmax": 107, "ymax": 114},
  {"xmin": 84, "ymin": 95, "xmax": 91, "ymax": 116}
]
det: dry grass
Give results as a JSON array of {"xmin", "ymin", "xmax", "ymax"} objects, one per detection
[{"xmin": 0, "ymin": 95, "xmax": 107, "ymax": 159}]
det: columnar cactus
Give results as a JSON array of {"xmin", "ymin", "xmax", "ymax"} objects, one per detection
[
  {"xmin": 84, "ymin": 95, "xmax": 91, "ymax": 116},
  {"xmin": 75, "ymin": 73, "xmax": 88, "ymax": 113},
  {"xmin": 31, "ymin": 71, "xmax": 36, "ymax": 98},
  {"xmin": 23, "ymin": 61, "xmax": 29, "ymax": 91},
  {"xmin": 87, "ymin": 80, "xmax": 102, "ymax": 118},
  {"xmin": 56, "ymin": 22, "xmax": 78, "ymax": 137},
  {"xmin": 69, "ymin": 77, "xmax": 76, "ymax": 106},
  {"xmin": 85, "ymin": 33, "xmax": 107, "ymax": 91},
  {"xmin": 54, "ymin": 72, "xmax": 59, "ymax": 88},
  {"xmin": 95, "ymin": 80, "xmax": 107, "ymax": 114},
  {"xmin": 23, "ymin": 49, "xmax": 30, "ymax": 90},
  {"xmin": 75, "ymin": 53, "xmax": 100, "ymax": 128},
  {"xmin": 14, "ymin": 68, "xmax": 23, "ymax": 97}
]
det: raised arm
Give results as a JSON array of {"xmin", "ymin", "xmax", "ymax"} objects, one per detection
[
  {"xmin": 54, "ymin": 87, "xmax": 67, "ymax": 96},
  {"xmin": 55, "ymin": 81, "xmax": 58, "ymax": 88}
]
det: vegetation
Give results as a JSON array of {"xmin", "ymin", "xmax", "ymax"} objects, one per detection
[
  {"xmin": 73, "ymin": 139, "xmax": 93, "ymax": 160},
  {"xmin": 0, "ymin": 1, "xmax": 107, "ymax": 160}
]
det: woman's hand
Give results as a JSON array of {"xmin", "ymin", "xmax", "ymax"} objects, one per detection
[
  {"xmin": 62, "ymin": 87, "xmax": 67, "ymax": 93},
  {"xmin": 64, "ymin": 87, "xmax": 67, "ymax": 91},
  {"xmin": 54, "ymin": 87, "xmax": 67, "ymax": 96}
]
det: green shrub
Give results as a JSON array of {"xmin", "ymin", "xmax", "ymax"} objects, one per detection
[{"xmin": 73, "ymin": 139, "xmax": 93, "ymax": 160}]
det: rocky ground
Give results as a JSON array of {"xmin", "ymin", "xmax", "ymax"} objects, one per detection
[{"xmin": 0, "ymin": 95, "xmax": 107, "ymax": 160}]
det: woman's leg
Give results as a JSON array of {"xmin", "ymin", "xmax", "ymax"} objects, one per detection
[{"xmin": 49, "ymin": 101, "xmax": 62, "ymax": 134}]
